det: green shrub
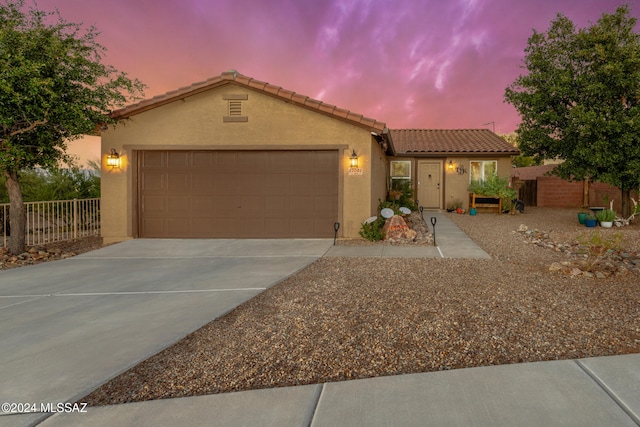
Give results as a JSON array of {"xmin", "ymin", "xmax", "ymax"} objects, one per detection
[
  {"xmin": 388, "ymin": 180, "xmax": 417, "ymax": 210},
  {"xmin": 468, "ymin": 175, "xmax": 517, "ymax": 209},
  {"xmin": 595, "ymin": 209, "xmax": 616, "ymax": 222},
  {"xmin": 0, "ymin": 161, "xmax": 100, "ymax": 203},
  {"xmin": 378, "ymin": 199, "xmax": 402, "ymax": 215},
  {"xmin": 359, "ymin": 217, "xmax": 385, "ymax": 241},
  {"xmin": 576, "ymin": 231, "xmax": 623, "ymax": 270}
]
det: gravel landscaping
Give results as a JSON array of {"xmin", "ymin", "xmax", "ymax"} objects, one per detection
[
  {"xmin": 82, "ymin": 207, "xmax": 640, "ymax": 406},
  {"xmin": 0, "ymin": 235, "xmax": 104, "ymax": 270}
]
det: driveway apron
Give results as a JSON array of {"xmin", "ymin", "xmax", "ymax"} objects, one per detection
[{"xmin": 0, "ymin": 238, "xmax": 332, "ymax": 426}]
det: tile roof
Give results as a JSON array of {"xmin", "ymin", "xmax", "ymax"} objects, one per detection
[
  {"xmin": 389, "ymin": 129, "xmax": 520, "ymax": 155},
  {"xmin": 111, "ymin": 70, "xmax": 387, "ymax": 132}
]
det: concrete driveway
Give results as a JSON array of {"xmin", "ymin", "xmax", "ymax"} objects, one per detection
[{"xmin": 0, "ymin": 239, "xmax": 332, "ymax": 427}]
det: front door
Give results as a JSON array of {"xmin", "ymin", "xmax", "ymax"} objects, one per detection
[{"xmin": 417, "ymin": 161, "xmax": 442, "ymax": 209}]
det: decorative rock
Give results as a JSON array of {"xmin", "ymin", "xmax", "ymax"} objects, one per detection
[
  {"xmin": 549, "ymin": 262, "xmax": 563, "ymax": 272},
  {"xmin": 516, "ymin": 224, "xmax": 640, "ymax": 278},
  {"xmin": 382, "ymin": 215, "xmax": 417, "ymax": 243},
  {"xmin": 570, "ymin": 268, "xmax": 583, "ymax": 276}
]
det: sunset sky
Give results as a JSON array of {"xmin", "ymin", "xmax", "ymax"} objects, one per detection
[{"xmin": 40, "ymin": 0, "xmax": 640, "ymax": 135}]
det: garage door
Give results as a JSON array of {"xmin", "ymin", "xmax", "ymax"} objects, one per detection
[{"xmin": 138, "ymin": 150, "xmax": 339, "ymax": 238}]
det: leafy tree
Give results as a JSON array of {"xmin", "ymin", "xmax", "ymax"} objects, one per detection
[
  {"xmin": 0, "ymin": 0, "xmax": 144, "ymax": 253},
  {"xmin": 505, "ymin": 5, "xmax": 640, "ymax": 216},
  {"xmin": 499, "ymin": 132, "xmax": 541, "ymax": 168},
  {"xmin": 0, "ymin": 163, "xmax": 100, "ymax": 203}
]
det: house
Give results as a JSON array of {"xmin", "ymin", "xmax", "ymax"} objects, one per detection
[
  {"xmin": 100, "ymin": 71, "xmax": 517, "ymax": 243},
  {"xmin": 388, "ymin": 129, "xmax": 518, "ymax": 210}
]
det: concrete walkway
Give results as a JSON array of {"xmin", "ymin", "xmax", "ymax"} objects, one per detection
[
  {"xmin": 40, "ymin": 354, "xmax": 640, "ymax": 427},
  {"xmin": 2, "ymin": 216, "xmax": 639, "ymax": 426}
]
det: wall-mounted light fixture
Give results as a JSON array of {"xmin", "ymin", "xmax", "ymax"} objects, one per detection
[
  {"xmin": 349, "ymin": 149, "xmax": 359, "ymax": 168},
  {"xmin": 106, "ymin": 148, "xmax": 121, "ymax": 168},
  {"xmin": 447, "ymin": 160, "xmax": 454, "ymax": 171}
]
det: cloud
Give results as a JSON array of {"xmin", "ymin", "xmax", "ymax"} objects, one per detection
[{"xmin": 42, "ymin": 0, "xmax": 640, "ymax": 133}]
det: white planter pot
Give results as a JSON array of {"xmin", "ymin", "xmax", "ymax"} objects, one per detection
[{"xmin": 600, "ymin": 221, "xmax": 613, "ymax": 228}]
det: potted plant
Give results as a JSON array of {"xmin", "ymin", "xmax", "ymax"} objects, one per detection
[
  {"xmin": 388, "ymin": 190, "xmax": 402, "ymax": 200},
  {"xmin": 584, "ymin": 215, "xmax": 597, "ymax": 227},
  {"xmin": 446, "ymin": 199, "xmax": 462, "ymax": 212},
  {"xmin": 595, "ymin": 209, "xmax": 616, "ymax": 228},
  {"xmin": 577, "ymin": 210, "xmax": 589, "ymax": 225}
]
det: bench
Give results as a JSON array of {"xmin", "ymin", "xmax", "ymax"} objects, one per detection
[{"xmin": 469, "ymin": 193, "xmax": 502, "ymax": 214}]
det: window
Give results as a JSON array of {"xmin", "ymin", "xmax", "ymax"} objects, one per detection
[
  {"xmin": 470, "ymin": 160, "xmax": 497, "ymax": 182},
  {"xmin": 390, "ymin": 161, "xmax": 411, "ymax": 190}
]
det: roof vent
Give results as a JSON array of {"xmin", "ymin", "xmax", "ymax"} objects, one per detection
[{"xmin": 222, "ymin": 94, "xmax": 248, "ymax": 122}]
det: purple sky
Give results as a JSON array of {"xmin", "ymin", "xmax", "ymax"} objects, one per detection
[{"xmin": 41, "ymin": 0, "xmax": 640, "ymax": 134}]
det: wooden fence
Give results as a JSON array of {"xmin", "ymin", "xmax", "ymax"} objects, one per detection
[{"xmin": 0, "ymin": 198, "xmax": 100, "ymax": 248}]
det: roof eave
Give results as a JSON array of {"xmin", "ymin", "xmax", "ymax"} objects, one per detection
[{"xmin": 110, "ymin": 71, "xmax": 387, "ymax": 133}]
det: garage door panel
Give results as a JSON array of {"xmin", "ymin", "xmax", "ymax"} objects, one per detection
[
  {"xmin": 142, "ymin": 151, "xmax": 166, "ymax": 168},
  {"xmin": 213, "ymin": 174, "xmax": 240, "ymax": 195},
  {"xmin": 167, "ymin": 151, "xmax": 190, "ymax": 168},
  {"xmin": 211, "ymin": 218, "xmax": 241, "ymax": 237},
  {"xmin": 290, "ymin": 174, "xmax": 314, "ymax": 196},
  {"xmin": 214, "ymin": 199, "xmax": 239, "ymax": 218},
  {"xmin": 191, "ymin": 151, "xmax": 215, "ymax": 168},
  {"xmin": 192, "ymin": 218, "xmax": 214, "ymax": 234},
  {"xmin": 289, "ymin": 196, "xmax": 315, "ymax": 217},
  {"xmin": 314, "ymin": 219, "xmax": 336, "ymax": 235},
  {"xmin": 236, "ymin": 174, "xmax": 264, "ymax": 195},
  {"xmin": 192, "ymin": 196, "xmax": 214, "ymax": 214},
  {"xmin": 264, "ymin": 174, "xmax": 290, "ymax": 195},
  {"xmin": 214, "ymin": 152, "xmax": 239, "ymax": 172},
  {"xmin": 142, "ymin": 218, "xmax": 165, "ymax": 236},
  {"xmin": 139, "ymin": 150, "xmax": 337, "ymax": 238},
  {"xmin": 142, "ymin": 172, "xmax": 166, "ymax": 191},
  {"xmin": 289, "ymin": 219, "xmax": 314, "ymax": 236},
  {"xmin": 241, "ymin": 219, "xmax": 267, "ymax": 235},
  {"xmin": 266, "ymin": 153, "xmax": 290, "ymax": 172},
  {"xmin": 167, "ymin": 196, "xmax": 190, "ymax": 213},
  {"xmin": 314, "ymin": 196, "xmax": 337, "ymax": 216},
  {"xmin": 167, "ymin": 219, "xmax": 190, "ymax": 235},
  {"xmin": 265, "ymin": 197, "xmax": 289, "ymax": 218},
  {"xmin": 168, "ymin": 173, "xmax": 189, "ymax": 192},
  {"xmin": 313, "ymin": 151, "xmax": 338, "ymax": 171},
  {"xmin": 237, "ymin": 196, "xmax": 264, "ymax": 219},
  {"xmin": 242, "ymin": 152, "xmax": 268, "ymax": 172},
  {"xmin": 142, "ymin": 195, "xmax": 166, "ymax": 214},
  {"xmin": 191, "ymin": 173, "xmax": 213, "ymax": 192},
  {"xmin": 264, "ymin": 219, "xmax": 290, "ymax": 235},
  {"xmin": 315, "ymin": 175, "xmax": 338, "ymax": 195}
]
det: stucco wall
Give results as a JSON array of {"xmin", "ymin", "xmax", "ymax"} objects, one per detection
[
  {"xmin": 369, "ymin": 140, "xmax": 389, "ymax": 213},
  {"xmin": 441, "ymin": 156, "xmax": 513, "ymax": 209},
  {"xmin": 101, "ymin": 85, "xmax": 381, "ymax": 242}
]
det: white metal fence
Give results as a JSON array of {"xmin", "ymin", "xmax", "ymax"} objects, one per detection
[{"xmin": 0, "ymin": 198, "xmax": 100, "ymax": 248}]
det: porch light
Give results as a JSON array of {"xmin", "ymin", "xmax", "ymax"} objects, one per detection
[
  {"xmin": 447, "ymin": 160, "xmax": 454, "ymax": 171},
  {"xmin": 349, "ymin": 150, "xmax": 359, "ymax": 168},
  {"xmin": 106, "ymin": 148, "xmax": 121, "ymax": 168}
]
